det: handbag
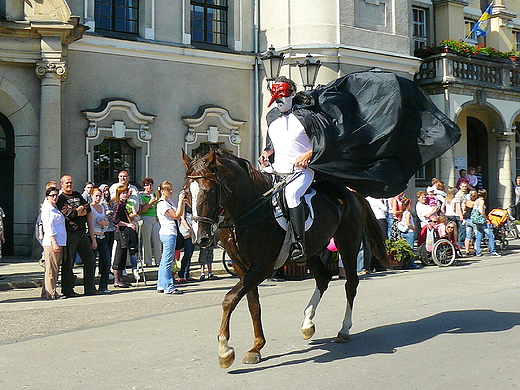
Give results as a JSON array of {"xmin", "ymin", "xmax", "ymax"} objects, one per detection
[
  {"xmin": 171, "ymin": 259, "xmax": 182, "ymax": 273},
  {"xmin": 397, "ymin": 220, "xmax": 408, "ymax": 232},
  {"xmin": 471, "ymin": 208, "xmax": 486, "ymax": 225}
]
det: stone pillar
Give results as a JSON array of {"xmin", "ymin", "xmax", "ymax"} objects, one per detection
[
  {"xmin": 496, "ymin": 135, "xmax": 513, "ymax": 209},
  {"xmin": 36, "ymin": 61, "xmax": 67, "ymax": 190},
  {"xmin": 439, "ymin": 147, "xmax": 456, "ymax": 188}
]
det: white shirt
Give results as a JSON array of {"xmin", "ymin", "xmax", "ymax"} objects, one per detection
[
  {"xmin": 366, "ymin": 197, "xmax": 388, "ymax": 220},
  {"xmin": 416, "ymin": 201, "xmax": 436, "ymax": 228},
  {"xmin": 268, "ymin": 113, "xmax": 312, "ymax": 173},
  {"xmin": 41, "ymin": 200, "xmax": 67, "ymax": 247},
  {"xmin": 157, "ymin": 198, "xmax": 178, "ymax": 236}
]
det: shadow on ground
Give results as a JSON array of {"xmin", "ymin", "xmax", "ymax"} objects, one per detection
[{"xmin": 228, "ymin": 309, "xmax": 520, "ymax": 373}]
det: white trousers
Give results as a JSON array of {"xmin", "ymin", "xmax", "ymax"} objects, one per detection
[{"xmin": 285, "ymin": 168, "xmax": 314, "ymax": 208}]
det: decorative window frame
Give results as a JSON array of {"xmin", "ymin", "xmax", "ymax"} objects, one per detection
[
  {"xmin": 83, "ymin": 99, "xmax": 155, "ymax": 181},
  {"xmin": 183, "ymin": 105, "xmax": 245, "ymax": 156}
]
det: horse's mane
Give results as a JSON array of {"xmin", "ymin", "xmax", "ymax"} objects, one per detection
[{"xmin": 214, "ymin": 149, "xmax": 272, "ymax": 194}]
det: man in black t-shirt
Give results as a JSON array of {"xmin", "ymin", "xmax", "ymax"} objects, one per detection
[{"xmin": 57, "ymin": 175, "xmax": 99, "ymax": 297}]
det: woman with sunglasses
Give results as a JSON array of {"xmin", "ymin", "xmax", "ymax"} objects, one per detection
[
  {"xmin": 139, "ymin": 178, "xmax": 161, "ymax": 266},
  {"xmin": 40, "ymin": 187, "xmax": 67, "ymax": 299}
]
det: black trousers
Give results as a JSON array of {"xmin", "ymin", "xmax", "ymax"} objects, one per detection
[{"xmin": 62, "ymin": 231, "xmax": 97, "ymax": 295}]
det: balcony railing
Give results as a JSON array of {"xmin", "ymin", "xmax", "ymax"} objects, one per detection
[{"xmin": 415, "ymin": 51, "xmax": 520, "ymax": 90}]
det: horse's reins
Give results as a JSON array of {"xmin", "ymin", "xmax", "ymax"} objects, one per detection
[{"xmin": 187, "ymin": 170, "xmax": 303, "ymax": 230}]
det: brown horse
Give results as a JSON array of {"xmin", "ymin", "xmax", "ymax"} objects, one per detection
[{"xmin": 182, "ymin": 148, "xmax": 389, "ymax": 368}]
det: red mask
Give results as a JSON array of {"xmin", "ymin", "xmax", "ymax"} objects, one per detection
[{"xmin": 268, "ymin": 82, "xmax": 292, "ymax": 107}]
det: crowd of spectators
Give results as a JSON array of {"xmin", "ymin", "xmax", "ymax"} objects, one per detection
[{"xmin": 36, "ymin": 170, "xmax": 219, "ymax": 299}]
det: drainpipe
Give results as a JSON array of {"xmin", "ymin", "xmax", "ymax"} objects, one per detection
[{"xmin": 253, "ymin": 0, "xmax": 261, "ymax": 159}]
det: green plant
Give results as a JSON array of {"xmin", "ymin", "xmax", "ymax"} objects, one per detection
[
  {"xmin": 385, "ymin": 239, "xmax": 414, "ymax": 266},
  {"xmin": 414, "ymin": 39, "xmax": 511, "ymax": 60}
]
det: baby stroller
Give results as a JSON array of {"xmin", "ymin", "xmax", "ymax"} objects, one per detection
[
  {"xmin": 487, "ymin": 208, "xmax": 510, "ymax": 250},
  {"xmin": 418, "ymin": 221, "xmax": 458, "ymax": 267}
]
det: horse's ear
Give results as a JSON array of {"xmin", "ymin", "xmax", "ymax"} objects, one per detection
[
  {"xmin": 182, "ymin": 149, "xmax": 192, "ymax": 168},
  {"xmin": 206, "ymin": 146, "xmax": 218, "ymax": 167}
]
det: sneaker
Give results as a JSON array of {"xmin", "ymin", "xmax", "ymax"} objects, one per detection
[
  {"xmin": 133, "ymin": 269, "xmax": 140, "ymax": 282},
  {"xmin": 208, "ymin": 274, "xmax": 219, "ymax": 280},
  {"xmin": 164, "ymin": 289, "xmax": 183, "ymax": 295},
  {"xmin": 475, "ymin": 253, "xmax": 483, "ymax": 257},
  {"xmin": 491, "ymin": 252, "xmax": 502, "ymax": 257},
  {"xmin": 199, "ymin": 274, "xmax": 206, "ymax": 281}
]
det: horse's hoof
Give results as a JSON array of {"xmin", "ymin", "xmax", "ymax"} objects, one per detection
[
  {"xmin": 242, "ymin": 352, "xmax": 261, "ymax": 364},
  {"xmin": 333, "ymin": 332, "xmax": 350, "ymax": 343},
  {"xmin": 219, "ymin": 349, "xmax": 235, "ymax": 368},
  {"xmin": 302, "ymin": 325, "xmax": 316, "ymax": 340}
]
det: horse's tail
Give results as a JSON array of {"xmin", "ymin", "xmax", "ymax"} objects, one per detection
[{"xmin": 355, "ymin": 193, "xmax": 391, "ymax": 269}]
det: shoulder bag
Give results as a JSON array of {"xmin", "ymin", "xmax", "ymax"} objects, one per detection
[{"xmin": 470, "ymin": 207, "xmax": 486, "ymax": 225}]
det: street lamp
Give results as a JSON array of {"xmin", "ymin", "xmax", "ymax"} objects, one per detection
[
  {"xmin": 297, "ymin": 53, "xmax": 321, "ymax": 90},
  {"xmin": 260, "ymin": 45, "xmax": 284, "ymax": 90}
]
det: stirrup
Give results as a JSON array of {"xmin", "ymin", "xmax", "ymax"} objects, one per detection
[{"xmin": 290, "ymin": 241, "xmax": 305, "ymax": 263}]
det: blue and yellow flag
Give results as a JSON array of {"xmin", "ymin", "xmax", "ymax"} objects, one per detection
[{"xmin": 472, "ymin": 3, "xmax": 493, "ymax": 37}]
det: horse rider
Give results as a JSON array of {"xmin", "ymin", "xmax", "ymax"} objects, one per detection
[{"xmin": 259, "ymin": 76, "xmax": 313, "ymax": 262}]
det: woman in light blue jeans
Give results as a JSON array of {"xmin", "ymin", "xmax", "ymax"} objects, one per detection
[{"xmin": 156, "ymin": 181, "xmax": 187, "ymax": 294}]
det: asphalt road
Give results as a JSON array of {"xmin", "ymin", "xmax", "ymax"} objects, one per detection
[{"xmin": 1, "ymin": 254, "xmax": 519, "ymax": 390}]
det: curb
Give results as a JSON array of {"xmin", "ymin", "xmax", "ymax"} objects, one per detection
[{"xmin": 0, "ymin": 264, "xmax": 231, "ymax": 292}]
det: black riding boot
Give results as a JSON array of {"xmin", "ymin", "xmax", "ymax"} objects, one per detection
[{"xmin": 288, "ymin": 203, "xmax": 306, "ymax": 262}]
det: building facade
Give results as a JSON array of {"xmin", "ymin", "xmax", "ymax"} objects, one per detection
[{"xmin": 1, "ymin": 0, "xmax": 519, "ymax": 255}]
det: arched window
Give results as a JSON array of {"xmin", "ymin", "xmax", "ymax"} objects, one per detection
[{"xmin": 94, "ymin": 139, "xmax": 136, "ymax": 184}]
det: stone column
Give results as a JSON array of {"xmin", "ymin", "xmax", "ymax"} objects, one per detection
[
  {"xmin": 439, "ymin": 147, "xmax": 456, "ymax": 188},
  {"xmin": 496, "ymin": 135, "xmax": 513, "ymax": 209},
  {"xmin": 36, "ymin": 61, "xmax": 67, "ymax": 190}
]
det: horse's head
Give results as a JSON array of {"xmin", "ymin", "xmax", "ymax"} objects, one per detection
[
  {"xmin": 183, "ymin": 148, "xmax": 272, "ymax": 247},
  {"xmin": 183, "ymin": 148, "xmax": 224, "ymax": 248}
]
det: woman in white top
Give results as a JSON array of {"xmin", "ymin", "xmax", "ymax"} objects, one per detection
[
  {"xmin": 156, "ymin": 181, "xmax": 187, "ymax": 294},
  {"xmin": 91, "ymin": 188, "xmax": 111, "ymax": 293},
  {"xmin": 40, "ymin": 186, "xmax": 67, "ymax": 299}
]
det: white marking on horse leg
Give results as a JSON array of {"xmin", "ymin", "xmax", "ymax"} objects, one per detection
[
  {"xmin": 339, "ymin": 301, "xmax": 353, "ymax": 336},
  {"xmin": 190, "ymin": 181, "xmax": 200, "ymax": 240},
  {"xmin": 302, "ymin": 287, "xmax": 321, "ymax": 330},
  {"xmin": 218, "ymin": 335, "xmax": 235, "ymax": 368}
]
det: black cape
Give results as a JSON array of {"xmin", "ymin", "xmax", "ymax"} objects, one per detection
[{"xmin": 266, "ymin": 70, "xmax": 461, "ymax": 198}]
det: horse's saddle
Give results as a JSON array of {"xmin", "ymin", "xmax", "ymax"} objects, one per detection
[{"xmin": 271, "ymin": 186, "xmax": 316, "ymax": 232}]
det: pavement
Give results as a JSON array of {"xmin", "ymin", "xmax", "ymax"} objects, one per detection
[
  {"xmin": 0, "ymin": 247, "xmax": 230, "ymax": 291},
  {"xmin": 2, "ymin": 239, "xmax": 519, "ymax": 292}
]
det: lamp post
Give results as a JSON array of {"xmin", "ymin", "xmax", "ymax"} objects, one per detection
[
  {"xmin": 260, "ymin": 45, "xmax": 284, "ymax": 90},
  {"xmin": 297, "ymin": 53, "xmax": 321, "ymax": 90}
]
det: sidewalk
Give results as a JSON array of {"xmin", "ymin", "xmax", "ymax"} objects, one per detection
[{"xmin": 0, "ymin": 247, "xmax": 229, "ymax": 291}]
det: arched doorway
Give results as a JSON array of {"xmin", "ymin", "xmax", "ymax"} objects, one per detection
[
  {"xmin": 0, "ymin": 113, "xmax": 15, "ymax": 256},
  {"xmin": 467, "ymin": 116, "xmax": 488, "ymax": 190}
]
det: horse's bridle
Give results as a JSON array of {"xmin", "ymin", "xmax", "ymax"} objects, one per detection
[{"xmin": 186, "ymin": 174, "xmax": 225, "ymax": 235}]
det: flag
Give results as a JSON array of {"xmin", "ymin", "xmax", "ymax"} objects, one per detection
[{"xmin": 472, "ymin": 3, "xmax": 493, "ymax": 37}]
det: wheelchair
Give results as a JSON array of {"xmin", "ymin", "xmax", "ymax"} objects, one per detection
[{"xmin": 419, "ymin": 238, "xmax": 457, "ymax": 267}]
